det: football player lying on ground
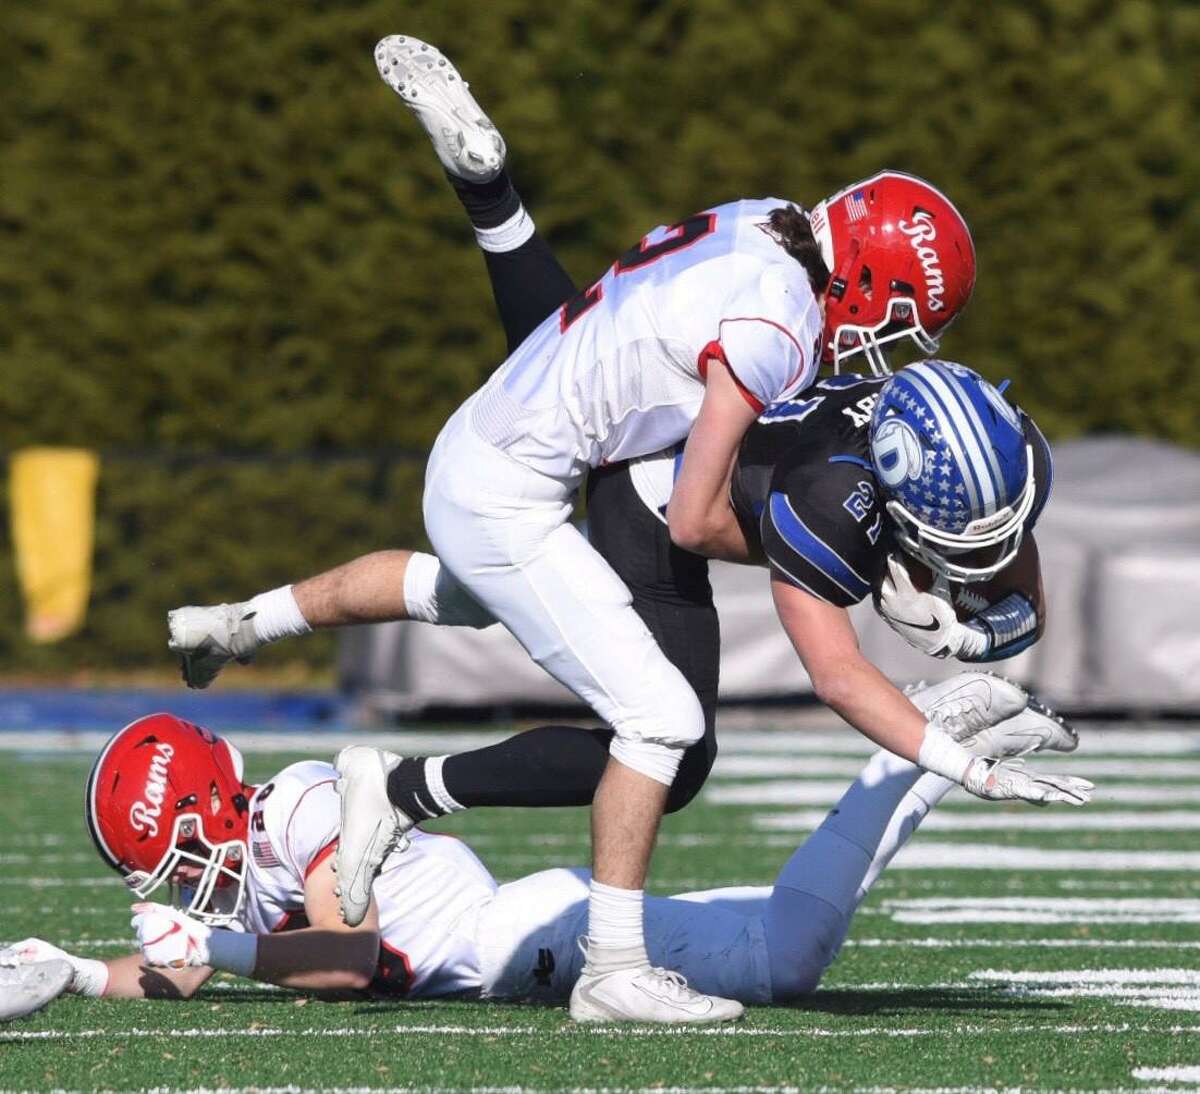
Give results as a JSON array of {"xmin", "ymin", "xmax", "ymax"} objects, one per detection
[
  {"xmin": 169, "ymin": 34, "xmax": 1078, "ymax": 874},
  {"xmin": 3, "ymin": 693, "xmax": 1078, "ymax": 1011}
]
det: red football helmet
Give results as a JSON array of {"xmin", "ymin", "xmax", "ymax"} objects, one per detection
[
  {"xmin": 85, "ymin": 714, "xmax": 253, "ymax": 925},
  {"xmin": 809, "ymin": 171, "xmax": 976, "ymax": 376}
]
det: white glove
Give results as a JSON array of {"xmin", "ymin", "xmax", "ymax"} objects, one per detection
[
  {"xmin": 963, "ymin": 757, "xmax": 1094, "ymax": 806},
  {"xmin": 0, "ymin": 937, "xmax": 109, "ymax": 996},
  {"xmin": 132, "ymin": 902, "xmax": 212, "ymax": 969},
  {"xmin": 877, "ymin": 556, "xmax": 987, "ymax": 659}
]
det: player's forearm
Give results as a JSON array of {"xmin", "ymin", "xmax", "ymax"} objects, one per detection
[
  {"xmin": 102, "ymin": 953, "xmax": 213, "ymax": 1000},
  {"xmin": 254, "ymin": 928, "xmax": 380, "ymax": 992},
  {"xmin": 808, "ymin": 655, "xmax": 928, "ymax": 763},
  {"xmin": 667, "ymin": 359, "xmax": 758, "ymax": 556},
  {"xmin": 672, "ymin": 500, "xmax": 757, "ymax": 562}
]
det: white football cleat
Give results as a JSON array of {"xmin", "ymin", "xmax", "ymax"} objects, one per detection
[
  {"xmin": 374, "ymin": 35, "xmax": 505, "ymax": 183},
  {"xmin": 167, "ymin": 603, "xmax": 260, "ymax": 689},
  {"xmin": 906, "ymin": 672, "xmax": 1029, "ymax": 739},
  {"xmin": 0, "ymin": 959, "xmax": 71, "ymax": 1023},
  {"xmin": 333, "ymin": 746, "xmax": 414, "ymax": 927},
  {"xmin": 568, "ymin": 940, "xmax": 743, "ymax": 1025},
  {"xmin": 963, "ymin": 696, "xmax": 1079, "ymax": 759}
]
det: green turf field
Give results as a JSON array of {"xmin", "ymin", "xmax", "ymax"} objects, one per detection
[{"xmin": 2, "ymin": 723, "xmax": 1199, "ymax": 1092}]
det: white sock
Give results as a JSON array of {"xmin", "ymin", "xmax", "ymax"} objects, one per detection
[
  {"xmin": 424, "ymin": 756, "xmax": 467, "ymax": 814},
  {"xmin": 587, "ymin": 880, "xmax": 648, "ymax": 968},
  {"xmin": 246, "ymin": 585, "xmax": 311, "ymax": 645},
  {"xmin": 475, "ymin": 205, "xmax": 535, "ymax": 253}
]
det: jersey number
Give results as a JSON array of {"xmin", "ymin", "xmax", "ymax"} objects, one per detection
[{"xmin": 559, "ymin": 213, "xmax": 718, "ymax": 332}]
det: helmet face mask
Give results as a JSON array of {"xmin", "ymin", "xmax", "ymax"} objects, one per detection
[
  {"xmin": 810, "ymin": 172, "xmax": 976, "ymax": 377},
  {"xmin": 86, "ymin": 714, "xmax": 252, "ymax": 927},
  {"xmin": 869, "ymin": 360, "xmax": 1036, "ymax": 585},
  {"xmin": 830, "ymin": 295, "xmax": 940, "ymax": 377},
  {"xmin": 123, "ymin": 812, "xmax": 248, "ymax": 926},
  {"xmin": 885, "ymin": 451, "xmax": 1036, "ymax": 584}
]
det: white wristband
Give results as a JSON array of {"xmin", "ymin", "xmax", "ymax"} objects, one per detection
[
  {"xmin": 917, "ymin": 723, "xmax": 978, "ymax": 785},
  {"xmin": 207, "ymin": 930, "xmax": 259, "ymax": 978},
  {"xmin": 70, "ymin": 957, "xmax": 110, "ymax": 997}
]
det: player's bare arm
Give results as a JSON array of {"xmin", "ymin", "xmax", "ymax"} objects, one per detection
[
  {"xmin": 666, "ymin": 359, "xmax": 760, "ymax": 561},
  {"xmin": 771, "ymin": 574, "xmax": 1091, "ymax": 806},
  {"xmin": 772, "ymin": 575, "xmax": 932, "ymax": 762},
  {"xmin": 252, "ymin": 857, "xmax": 381, "ymax": 992}
]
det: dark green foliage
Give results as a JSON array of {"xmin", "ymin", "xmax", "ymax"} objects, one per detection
[{"xmin": 0, "ymin": 0, "xmax": 1195, "ymax": 668}]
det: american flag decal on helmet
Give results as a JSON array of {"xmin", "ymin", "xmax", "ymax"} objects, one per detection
[{"xmin": 844, "ymin": 190, "xmax": 869, "ymax": 222}]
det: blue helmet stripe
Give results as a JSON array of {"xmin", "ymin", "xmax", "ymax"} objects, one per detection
[
  {"xmin": 769, "ymin": 491, "xmax": 871, "ymax": 600},
  {"xmin": 898, "ymin": 366, "xmax": 986, "ymax": 515},
  {"xmin": 910, "ymin": 363, "xmax": 998, "ymax": 513},
  {"xmin": 926, "ymin": 362, "xmax": 1009, "ymax": 509}
]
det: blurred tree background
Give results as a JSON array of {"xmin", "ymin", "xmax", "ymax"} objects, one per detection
[{"xmin": 0, "ymin": 0, "xmax": 1196, "ymax": 673}]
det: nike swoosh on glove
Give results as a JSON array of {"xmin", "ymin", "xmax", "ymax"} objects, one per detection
[
  {"xmin": 132, "ymin": 902, "xmax": 212, "ymax": 969},
  {"xmin": 963, "ymin": 757, "xmax": 1094, "ymax": 806},
  {"xmin": 877, "ymin": 556, "xmax": 982, "ymax": 659}
]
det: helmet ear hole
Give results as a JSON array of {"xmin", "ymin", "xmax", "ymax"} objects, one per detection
[{"xmin": 858, "ymin": 264, "xmax": 873, "ymax": 299}]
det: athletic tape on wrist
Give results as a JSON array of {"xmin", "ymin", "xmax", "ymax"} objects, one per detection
[
  {"xmin": 207, "ymin": 930, "xmax": 259, "ymax": 978},
  {"xmin": 916, "ymin": 724, "xmax": 975, "ymax": 785}
]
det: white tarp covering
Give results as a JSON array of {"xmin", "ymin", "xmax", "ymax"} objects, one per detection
[{"xmin": 339, "ymin": 437, "xmax": 1200, "ymax": 713}]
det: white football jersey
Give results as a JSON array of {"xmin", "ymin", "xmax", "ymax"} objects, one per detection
[
  {"xmin": 468, "ymin": 198, "xmax": 823, "ymax": 482},
  {"xmin": 239, "ymin": 761, "xmax": 497, "ymax": 998}
]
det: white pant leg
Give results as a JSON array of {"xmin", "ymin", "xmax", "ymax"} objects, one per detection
[
  {"xmin": 475, "ymin": 869, "xmax": 772, "ymax": 1006},
  {"xmin": 423, "ymin": 409, "xmax": 705, "ymax": 784}
]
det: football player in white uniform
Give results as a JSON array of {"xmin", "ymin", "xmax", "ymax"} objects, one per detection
[
  {"xmin": 4, "ymin": 693, "xmax": 1080, "ymax": 1013},
  {"xmin": 165, "ymin": 38, "xmax": 1084, "ymax": 1023},
  {"xmin": 163, "ymin": 34, "xmax": 922, "ymax": 1025}
]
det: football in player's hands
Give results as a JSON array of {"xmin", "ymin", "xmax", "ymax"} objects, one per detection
[{"xmin": 876, "ymin": 552, "xmax": 1012, "ymax": 622}]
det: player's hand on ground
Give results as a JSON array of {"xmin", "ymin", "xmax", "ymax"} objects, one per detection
[
  {"xmin": 131, "ymin": 903, "xmax": 212, "ymax": 969},
  {"xmin": 963, "ymin": 757, "xmax": 1094, "ymax": 806},
  {"xmin": 877, "ymin": 556, "xmax": 961, "ymax": 657},
  {"xmin": 0, "ymin": 937, "xmax": 108, "ymax": 995}
]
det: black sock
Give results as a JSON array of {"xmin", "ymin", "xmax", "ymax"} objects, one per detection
[
  {"xmin": 448, "ymin": 168, "xmax": 521, "ymax": 230},
  {"xmin": 386, "ymin": 758, "xmax": 446, "ymax": 821},
  {"xmin": 441, "ymin": 725, "xmax": 615, "ymax": 808}
]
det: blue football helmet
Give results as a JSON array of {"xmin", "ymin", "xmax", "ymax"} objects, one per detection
[{"xmin": 869, "ymin": 360, "xmax": 1036, "ymax": 584}]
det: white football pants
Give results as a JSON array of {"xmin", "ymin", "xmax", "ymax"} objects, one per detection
[{"xmin": 422, "ymin": 401, "xmax": 705, "ymax": 784}]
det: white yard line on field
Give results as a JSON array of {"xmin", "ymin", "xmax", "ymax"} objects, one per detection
[
  {"xmin": 708, "ymin": 782, "xmax": 1200, "ymax": 807},
  {"xmin": 845, "ymin": 938, "xmax": 1200, "ymax": 950},
  {"xmin": 715, "ymin": 756, "xmax": 1200, "ymax": 780},
  {"xmin": 888, "ymin": 842, "xmax": 1200, "ymax": 872},
  {"xmin": 968, "ymin": 969, "xmax": 1200, "ymax": 1014},
  {"xmin": 882, "ymin": 897, "xmax": 1200, "ymax": 924},
  {"xmin": 1133, "ymin": 1066, "xmax": 1200, "ymax": 1084},
  {"xmin": 3, "ymin": 1021, "xmax": 1199, "ymax": 1044},
  {"xmin": 972, "ymin": 968, "xmax": 1200, "ymax": 985},
  {"xmin": 754, "ymin": 808, "xmax": 1200, "ymax": 833}
]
